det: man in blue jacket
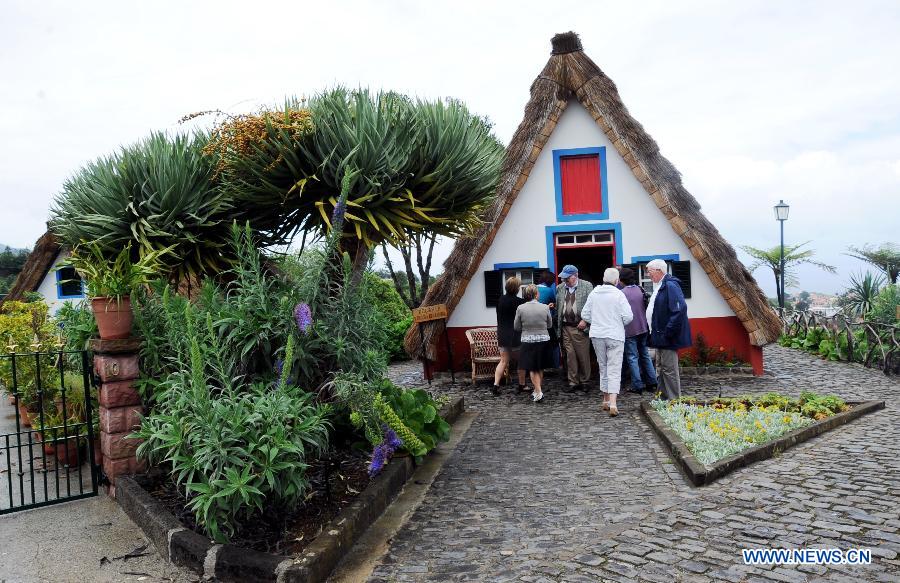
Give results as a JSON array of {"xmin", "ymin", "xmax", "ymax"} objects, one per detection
[{"xmin": 645, "ymin": 259, "xmax": 692, "ymax": 399}]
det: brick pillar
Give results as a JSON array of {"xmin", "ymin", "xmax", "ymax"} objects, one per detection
[{"xmin": 90, "ymin": 338, "xmax": 147, "ymax": 496}]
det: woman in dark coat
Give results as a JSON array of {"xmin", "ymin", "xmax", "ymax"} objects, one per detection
[{"xmin": 493, "ymin": 276, "xmax": 527, "ymax": 395}]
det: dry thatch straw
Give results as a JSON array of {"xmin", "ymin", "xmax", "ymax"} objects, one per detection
[
  {"xmin": 1, "ymin": 230, "xmax": 61, "ymax": 305},
  {"xmin": 405, "ymin": 31, "xmax": 781, "ymax": 360}
]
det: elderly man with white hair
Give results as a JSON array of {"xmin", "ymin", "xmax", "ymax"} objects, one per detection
[
  {"xmin": 645, "ymin": 258, "xmax": 692, "ymax": 400},
  {"xmin": 580, "ymin": 267, "xmax": 633, "ymax": 416}
]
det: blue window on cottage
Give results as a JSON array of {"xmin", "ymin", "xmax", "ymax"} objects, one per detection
[{"xmin": 56, "ymin": 266, "xmax": 85, "ymax": 299}]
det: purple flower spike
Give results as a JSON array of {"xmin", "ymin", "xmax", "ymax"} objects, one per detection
[
  {"xmin": 332, "ymin": 198, "xmax": 346, "ymax": 225},
  {"xmin": 368, "ymin": 443, "xmax": 389, "ymax": 476},
  {"xmin": 384, "ymin": 428, "xmax": 402, "ymax": 450},
  {"xmin": 274, "ymin": 359, "xmax": 284, "ymax": 376},
  {"xmin": 294, "ymin": 302, "xmax": 312, "ymax": 334}
]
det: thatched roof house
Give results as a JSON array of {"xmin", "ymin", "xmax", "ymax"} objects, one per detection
[
  {"xmin": 405, "ymin": 31, "xmax": 780, "ymax": 375},
  {"xmin": 1, "ymin": 230, "xmax": 83, "ymax": 312}
]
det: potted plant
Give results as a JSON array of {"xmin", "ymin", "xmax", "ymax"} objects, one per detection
[{"xmin": 62, "ymin": 243, "xmax": 168, "ymax": 340}]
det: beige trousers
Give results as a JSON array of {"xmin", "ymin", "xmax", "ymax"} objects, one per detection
[{"xmin": 561, "ymin": 325, "xmax": 592, "ymax": 386}]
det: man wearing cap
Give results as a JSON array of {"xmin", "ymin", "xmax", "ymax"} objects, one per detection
[{"xmin": 555, "ymin": 265, "xmax": 594, "ymax": 392}]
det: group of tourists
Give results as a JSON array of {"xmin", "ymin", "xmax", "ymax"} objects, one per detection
[{"xmin": 492, "ymin": 259, "xmax": 692, "ymax": 414}]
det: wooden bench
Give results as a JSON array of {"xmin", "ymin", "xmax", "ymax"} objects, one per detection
[{"xmin": 465, "ymin": 327, "xmax": 501, "ymax": 384}]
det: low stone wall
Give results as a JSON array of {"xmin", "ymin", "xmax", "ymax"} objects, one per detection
[
  {"xmin": 117, "ymin": 396, "xmax": 465, "ymax": 583},
  {"xmin": 680, "ymin": 365, "xmax": 754, "ymax": 376}
]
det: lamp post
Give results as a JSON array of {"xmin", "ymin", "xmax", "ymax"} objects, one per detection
[{"xmin": 774, "ymin": 200, "xmax": 790, "ymax": 311}]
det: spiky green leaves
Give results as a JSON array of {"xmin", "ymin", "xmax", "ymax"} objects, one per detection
[
  {"xmin": 216, "ymin": 89, "xmax": 504, "ymax": 248},
  {"xmin": 50, "ymin": 132, "xmax": 233, "ymax": 282}
]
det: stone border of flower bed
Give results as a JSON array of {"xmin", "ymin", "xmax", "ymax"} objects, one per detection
[
  {"xmin": 640, "ymin": 399, "xmax": 885, "ymax": 486},
  {"xmin": 680, "ymin": 365, "xmax": 754, "ymax": 376},
  {"xmin": 116, "ymin": 395, "xmax": 465, "ymax": 583}
]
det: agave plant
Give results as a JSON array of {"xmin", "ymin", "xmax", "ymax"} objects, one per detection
[
  {"xmin": 839, "ymin": 271, "xmax": 885, "ymax": 318},
  {"xmin": 211, "ymin": 88, "xmax": 504, "ymax": 256},
  {"xmin": 50, "ymin": 131, "xmax": 234, "ymax": 282}
]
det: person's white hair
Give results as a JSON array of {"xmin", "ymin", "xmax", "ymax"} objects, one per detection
[
  {"xmin": 603, "ymin": 267, "xmax": 620, "ymax": 285},
  {"xmin": 646, "ymin": 259, "xmax": 668, "ymax": 273}
]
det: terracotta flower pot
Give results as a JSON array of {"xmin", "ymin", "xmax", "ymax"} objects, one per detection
[
  {"xmin": 17, "ymin": 404, "xmax": 32, "ymax": 427},
  {"xmin": 91, "ymin": 436, "xmax": 102, "ymax": 466},
  {"xmin": 54, "ymin": 438, "xmax": 82, "ymax": 466},
  {"xmin": 91, "ymin": 296, "xmax": 133, "ymax": 340}
]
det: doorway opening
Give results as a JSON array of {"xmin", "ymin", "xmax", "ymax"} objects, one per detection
[{"xmin": 554, "ymin": 231, "xmax": 616, "ymax": 285}]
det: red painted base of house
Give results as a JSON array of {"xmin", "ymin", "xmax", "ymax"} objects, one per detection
[{"xmin": 423, "ymin": 316, "xmax": 763, "ymax": 378}]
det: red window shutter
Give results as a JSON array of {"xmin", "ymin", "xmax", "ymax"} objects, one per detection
[{"xmin": 560, "ymin": 154, "xmax": 602, "ymax": 215}]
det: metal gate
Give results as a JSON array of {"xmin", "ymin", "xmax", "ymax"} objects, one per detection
[{"xmin": 1, "ymin": 349, "xmax": 99, "ymax": 514}]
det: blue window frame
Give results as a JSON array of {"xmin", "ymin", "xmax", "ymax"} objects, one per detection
[
  {"xmin": 56, "ymin": 267, "xmax": 85, "ymax": 299},
  {"xmin": 553, "ymin": 147, "xmax": 609, "ymax": 222}
]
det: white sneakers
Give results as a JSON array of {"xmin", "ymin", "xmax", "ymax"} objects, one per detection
[{"xmin": 532, "ymin": 392, "xmax": 544, "ymax": 403}]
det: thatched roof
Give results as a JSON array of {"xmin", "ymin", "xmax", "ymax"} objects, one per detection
[
  {"xmin": 405, "ymin": 31, "xmax": 781, "ymax": 359},
  {"xmin": 1, "ymin": 230, "xmax": 61, "ymax": 303}
]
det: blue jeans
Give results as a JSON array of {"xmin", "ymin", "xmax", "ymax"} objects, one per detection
[{"xmin": 624, "ymin": 332, "xmax": 657, "ymax": 390}]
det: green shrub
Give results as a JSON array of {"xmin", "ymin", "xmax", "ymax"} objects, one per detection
[
  {"xmin": 50, "ymin": 131, "xmax": 235, "ymax": 282},
  {"xmin": 377, "ymin": 380, "xmax": 450, "ymax": 456},
  {"xmin": 868, "ymin": 284, "xmax": 899, "ymax": 324},
  {"xmin": 54, "ymin": 301, "xmax": 97, "ymax": 368},
  {"xmin": 385, "ymin": 315, "xmax": 413, "ymax": 362},
  {"xmin": 135, "ymin": 333, "xmax": 331, "ymax": 543},
  {"xmin": 0, "ymin": 301, "xmax": 60, "ymax": 407}
]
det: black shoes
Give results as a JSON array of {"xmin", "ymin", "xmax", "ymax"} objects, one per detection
[{"xmin": 491, "ymin": 385, "xmax": 501, "ymax": 396}]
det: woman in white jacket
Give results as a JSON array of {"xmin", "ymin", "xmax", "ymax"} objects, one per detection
[{"xmin": 580, "ymin": 267, "xmax": 634, "ymax": 416}]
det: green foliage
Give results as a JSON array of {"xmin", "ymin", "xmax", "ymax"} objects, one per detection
[
  {"xmin": 385, "ymin": 315, "xmax": 414, "ymax": 362},
  {"xmin": 0, "ymin": 301, "xmax": 60, "ymax": 407},
  {"xmin": 839, "ymin": 271, "xmax": 885, "ymax": 317},
  {"xmin": 326, "ymin": 373, "xmax": 450, "ymax": 458},
  {"xmin": 213, "ymin": 89, "xmax": 504, "ymax": 249},
  {"xmin": 0, "ymin": 247, "xmax": 30, "ymax": 295},
  {"xmin": 868, "ymin": 284, "xmax": 900, "ymax": 324},
  {"xmin": 799, "ymin": 391, "xmax": 847, "ymax": 419},
  {"xmin": 377, "ymin": 380, "xmax": 450, "ymax": 457},
  {"xmin": 134, "ymin": 333, "xmax": 331, "ymax": 543},
  {"xmin": 741, "ymin": 242, "xmax": 835, "ymax": 305},
  {"xmin": 846, "ymin": 243, "xmax": 900, "ymax": 284},
  {"xmin": 366, "ymin": 274, "xmax": 410, "ymax": 323},
  {"xmin": 54, "ymin": 301, "xmax": 98, "ymax": 368},
  {"xmin": 63, "ymin": 243, "xmax": 169, "ymax": 303},
  {"xmin": 49, "ymin": 132, "xmax": 234, "ymax": 282}
]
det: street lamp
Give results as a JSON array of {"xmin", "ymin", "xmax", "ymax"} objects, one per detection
[{"xmin": 774, "ymin": 200, "xmax": 790, "ymax": 311}]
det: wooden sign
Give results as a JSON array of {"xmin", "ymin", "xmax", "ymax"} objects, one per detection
[{"xmin": 412, "ymin": 303, "xmax": 448, "ymax": 323}]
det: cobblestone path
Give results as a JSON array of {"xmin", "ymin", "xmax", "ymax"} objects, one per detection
[{"xmin": 376, "ymin": 345, "xmax": 900, "ymax": 582}]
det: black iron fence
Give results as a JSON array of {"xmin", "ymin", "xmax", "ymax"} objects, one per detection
[
  {"xmin": 779, "ymin": 309, "xmax": 899, "ymax": 375},
  {"xmin": 0, "ymin": 349, "xmax": 99, "ymax": 513}
]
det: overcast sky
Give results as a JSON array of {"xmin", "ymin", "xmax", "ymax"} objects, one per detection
[{"xmin": 2, "ymin": 0, "xmax": 898, "ymax": 296}]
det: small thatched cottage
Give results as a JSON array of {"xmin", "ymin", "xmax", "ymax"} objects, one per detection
[
  {"xmin": 1, "ymin": 231, "xmax": 83, "ymax": 313},
  {"xmin": 405, "ymin": 31, "xmax": 780, "ymax": 375}
]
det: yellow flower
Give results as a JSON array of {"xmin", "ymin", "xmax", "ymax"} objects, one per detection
[{"xmin": 783, "ymin": 415, "xmax": 791, "ymax": 423}]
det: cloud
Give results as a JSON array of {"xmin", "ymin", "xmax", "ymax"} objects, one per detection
[{"xmin": 2, "ymin": 0, "xmax": 898, "ymax": 298}]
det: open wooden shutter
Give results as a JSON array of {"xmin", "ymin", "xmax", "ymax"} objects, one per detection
[
  {"xmin": 671, "ymin": 260, "xmax": 691, "ymax": 298},
  {"xmin": 484, "ymin": 270, "xmax": 502, "ymax": 307}
]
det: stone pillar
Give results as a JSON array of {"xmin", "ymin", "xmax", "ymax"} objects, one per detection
[{"xmin": 90, "ymin": 338, "xmax": 146, "ymax": 496}]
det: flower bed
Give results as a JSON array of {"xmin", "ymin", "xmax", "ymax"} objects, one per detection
[
  {"xmin": 641, "ymin": 392, "xmax": 885, "ymax": 485},
  {"xmin": 117, "ymin": 396, "xmax": 465, "ymax": 583}
]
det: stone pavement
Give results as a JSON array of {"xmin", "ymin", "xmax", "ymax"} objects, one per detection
[
  {"xmin": 377, "ymin": 346, "xmax": 900, "ymax": 582},
  {"xmin": 0, "ymin": 492, "xmax": 198, "ymax": 583}
]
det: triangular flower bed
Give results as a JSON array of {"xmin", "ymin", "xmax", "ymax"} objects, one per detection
[{"xmin": 641, "ymin": 394, "xmax": 885, "ymax": 486}]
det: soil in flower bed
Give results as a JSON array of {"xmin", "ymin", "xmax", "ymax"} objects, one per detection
[{"xmin": 146, "ymin": 447, "xmax": 370, "ymax": 555}]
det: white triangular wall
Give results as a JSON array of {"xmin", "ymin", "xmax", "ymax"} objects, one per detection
[{"xmin": 449, "ymin": 100, "xmax": 734, "ymax": 327}]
